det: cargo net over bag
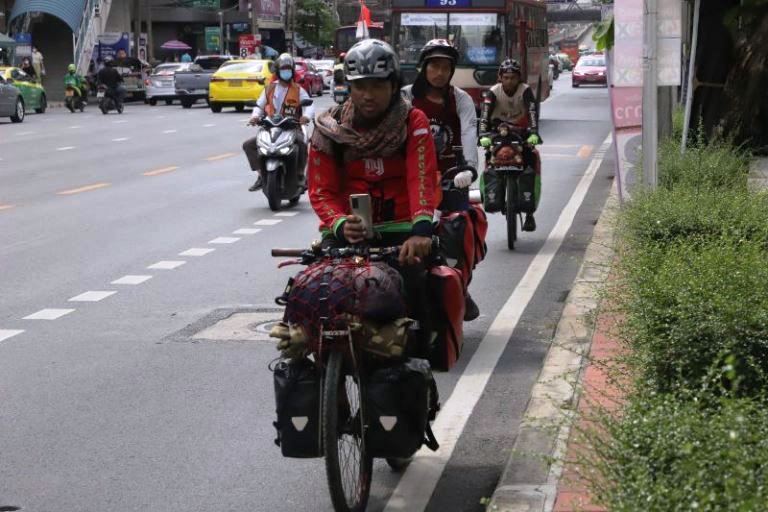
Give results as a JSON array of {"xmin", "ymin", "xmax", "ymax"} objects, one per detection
[{"xmin": 273, "ymin": 260, "xmax": 410, "ymax": 358}]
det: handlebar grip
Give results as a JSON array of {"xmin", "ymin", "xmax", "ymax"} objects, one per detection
[{"xmin": 271, "ymin": 248, "xmax": 305, "ymax": 257}]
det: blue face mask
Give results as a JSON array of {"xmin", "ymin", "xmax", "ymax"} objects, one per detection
[{"xmin": 279, "ymin": 70, "xmax": 292, "ymax": 81}]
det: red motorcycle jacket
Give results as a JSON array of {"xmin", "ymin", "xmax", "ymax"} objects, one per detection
[{"xmin": 308, "ymin": 108, "xmax": 440, "ymax": 238}]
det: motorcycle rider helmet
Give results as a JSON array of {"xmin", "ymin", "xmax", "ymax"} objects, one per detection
[
  {"xmin": 344, "ymin": 39, "xmax": 400, "ymax": 83},
  {"xmin": 498, "ymin": 58, "xmax": 522, "ymax": 77},
  {"xmin": 275, "ymin": 53, "xmax": 295, "ymax": 82},
  {"xmin": 419, "ymin": 39, "xmax": 459, "ymax": 67},
  {"xmin": 67, "ymin": 63, "xmax": 77, "ymax": 73}
]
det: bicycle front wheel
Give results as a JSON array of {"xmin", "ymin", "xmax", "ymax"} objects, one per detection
[{"xmin": 324, "ymin": 351, "xmax": 372, "ymax": 512}]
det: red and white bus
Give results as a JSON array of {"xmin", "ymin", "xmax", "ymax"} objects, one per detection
[
  {"xmin": 391, "ymin": 0, "xmax": 550, "ymax": 107},
  {"xmin": 334, "ymin": 24, "xmax": 386, "ymax": 57}
]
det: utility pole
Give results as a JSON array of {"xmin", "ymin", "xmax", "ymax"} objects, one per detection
[
  {"xmin": 134, "ymin": 0, "xmax": 143, "ymax": 59},
  {"xmin": 219, "ymin": 11, "xmax": 225, "ymax": 54},
  {"xmin": 251, "ymin": 0, "xmax": 260, "ymax": 42},
  {"xmin": 642, "ymin": 0, "xmax": 658, "ymax": 189},
  {"xmin": 147, "ymin": 0, "xmax": 154, "ymax": 63}
]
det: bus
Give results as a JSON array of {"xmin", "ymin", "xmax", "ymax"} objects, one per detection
[
  {"xmin": 390, "ymin": 0, "xmax": 550, "ymax": 107},
  {"xmin": 334, "ymin": 24, "xmax": 386, "ymax": 57}
]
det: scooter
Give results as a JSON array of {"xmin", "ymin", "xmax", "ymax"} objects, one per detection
[
  {"xmin": 255, "ymin": 99, "xmax": 313, "ymax": 211},
  {"xmin": 332, "ymin": 83, "xmax": 349, "ymax": 105},
  {"xmin": 64, "ymin": 85, "xmax": 86, "ymax": 113},
  {"xmin": 97, "ymin": 84, "xmax": 123, "ymax": 115}
]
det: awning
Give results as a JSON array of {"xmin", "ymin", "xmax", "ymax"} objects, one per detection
[{"xmin": 10, "ymin": 0, "xmax": 88, "ymax": 32}]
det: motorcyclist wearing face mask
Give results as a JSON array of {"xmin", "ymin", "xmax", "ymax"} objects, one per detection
[{"xmin": 243, "ymin": 53, "xmax": 315, "ymax": 192}]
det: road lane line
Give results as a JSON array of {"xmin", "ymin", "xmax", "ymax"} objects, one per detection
[
  {"xmin": 274, "ymin": 212, "xmax": 299, "ymax": 217},
  {"xmin": 69, "ymin": 291, "xmax": 117, "ymax": 302},
  {"xmin": 112, "ymin": 275, "xmax": 153, "ymax": 285},
  {"xmin": 206, "ymin": 152, "xmax": 237, "ymax": 161},
  {"xmin": 143, "ymin": 166, "xmax": 178, "ymax": 176},
  {"xmin": 254, "ymin": 219, "xmax": 282, "ymax": 226},
  {"xmin": 147, "ymin": 260, "xmax": 186, "ymax": 270},
  {"xmin": 577, "ymin": 145, "xmax": 595, "ymax": 159},
  {"xmin": 113, "ymin": 120, "xmax": 128, "ymax": 124},
  {"xmin": 16, "ymin": 131, "xmax": 34, "ymax": 136},
  {"xmin": 57, "ymin": 183, "xmax": 110, "ymax": 195},
  {"xmin": 0, "ymin": 204, "xmax": 16, "ymax": 211},
  {"xmin": 233, "ymin": 228, "xmax": 261, "ymax": 235},
  {"xmin": 179, "ymin": 248, "xmax": 216, "ymax": 257},
  {"xmin": 68, "ymin": 125, "xmax": 81, "ymax": 129},
  {"xmin": 162, "ymin": 129, "xmax": 177, "ymax": 134},
  {"xmin": 0, "ymin": 330, "xmax": 24, "ymax": 343},
  {"xmin": 203, "ymin": 123, "xmax": 216, "ymax": 128},
  {"xmin": 112, "ymin": 137, "xmax": 130, "ymax": 142},
  {"xmin": 56, "ymin": 146, "xmax": 76, "ymax": 151},
  {"xmin": 24, "ymin": 309, "xmax": 76, "ymax": 320},
  {"xmin": 209, "ymin": 237, "xmax": 240, "ymax": 244},
  {"xmin": 542, "ymin": 144, "xmax": 581, "ymax": 148},
  {"xmin": 382, "ymin": 133, "xmax": 613, "ymax": 512},
  {"xmin": 539, "ymin": 153, "xmax": 581, "ymax": 158}
]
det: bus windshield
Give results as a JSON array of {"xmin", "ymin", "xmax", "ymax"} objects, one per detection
[{"xmin": 394, "ymin": 13, "xmax": 505, "ymax": 67}]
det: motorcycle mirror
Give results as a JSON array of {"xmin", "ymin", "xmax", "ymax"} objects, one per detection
[{"xmin": 300, "ymin": 99, "xmax": 314, "ymax": 107}]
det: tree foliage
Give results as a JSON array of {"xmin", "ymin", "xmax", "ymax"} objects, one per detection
[{"xmin": 296, "ymin": 0, "xmax": 338, "ymax": 48}]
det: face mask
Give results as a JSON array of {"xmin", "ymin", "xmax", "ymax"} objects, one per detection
[{"xmin": 279, "ymin": 70, "xmax": 292, "ymax": 81}]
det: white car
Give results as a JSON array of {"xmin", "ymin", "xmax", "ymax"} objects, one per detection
[
  {"xmin": 146, "ymin": 63, "xmax": 192, "ymax": 106},
  {"xmin": 311, "ymin": 59, "xmax": 335, "ymax": 89}
]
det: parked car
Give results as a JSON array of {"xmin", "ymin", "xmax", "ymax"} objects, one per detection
[
  {"xmin": 146, "ymin": 63, "xmax": 192, "ymax": 106},
  {"xmin": 0, "ymin": 67, "xmax": 46, "ymax": 114},
  {"xmin": 174, "ymin": 55, "xmax": 234, "ymax": 108},
  {"xmin": 208, "ymin": 59, "xmax": 274, "ymax": 113},
  {"xmin": 0, "ymin": 74, "xmax": 25, "ymax": 122},
  {"xmin": 293, "ymin": 59, "xmax": 324, "ymax": 97},
  {"xmin": 572, "ymin": 54, "xmax": 607, "ymax": 87},
  {"xmin": 310, "ymin": 59, "xmax": 335, "ymax": 89}
]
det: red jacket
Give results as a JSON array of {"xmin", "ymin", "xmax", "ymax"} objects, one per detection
[{"xmin": 308, "ymin": 108, "xmax": 439, "ymax": 237}]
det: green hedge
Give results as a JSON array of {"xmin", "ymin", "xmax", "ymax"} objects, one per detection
[{"xmin": 587, "ymin": 394, "xmax": 768, "ymax": 512}]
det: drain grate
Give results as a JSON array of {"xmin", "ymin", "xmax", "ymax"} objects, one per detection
[{"xmin": 191, "ymin": 312, "xmax": 283, "ymax": 342}]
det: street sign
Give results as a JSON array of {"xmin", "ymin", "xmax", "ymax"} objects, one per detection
[
  {"xmin": 205, "ymin": 27, "xmax": 221, "ymax": 52},
  {"xmin": 239, "ymin": 34, "xmax": 257, "ymax": 57}
]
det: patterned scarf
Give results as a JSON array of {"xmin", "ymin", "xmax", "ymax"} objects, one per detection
[{"xmin": 311, "ymin": 97, "xmax": 411, "ymax": 162}]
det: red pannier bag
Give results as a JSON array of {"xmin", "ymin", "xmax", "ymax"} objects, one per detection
[
  {"xmin": 437, "ymin": 204, "xmax": 488, "ymax": 289},
  {"xmin": 428, "ymin": 265, "xmax": 465, "ymax": 371}
]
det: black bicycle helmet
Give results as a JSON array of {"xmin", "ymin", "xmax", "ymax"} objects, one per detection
[
  {"xmin": 344, "ymin": 39, "xmax": 400, "ymax": 82},
  {"xmin": 498, "ymin": 58, "xmax": 521, "ymax": 76},
  {"xmin": 419, "ymin": 39, "xmax": 459, "ymax": 66}
]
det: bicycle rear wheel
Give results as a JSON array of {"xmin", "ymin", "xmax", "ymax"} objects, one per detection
[
  {"xmin": 324, "ymin": 351, "xmax": 372, "ymax": 512},
  {"xmin": 506, "ymin": 176, "xmax": 518, "ymax": 250}
]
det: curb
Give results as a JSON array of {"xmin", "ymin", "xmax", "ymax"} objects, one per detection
[{"xmin": 486, "ymin": 180, "xmax": 619, "ymax": 512}]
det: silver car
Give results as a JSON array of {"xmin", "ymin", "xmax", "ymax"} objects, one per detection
[
  {"xmin": 0, "ymin": 74, "xmax": 24, "ymax": 122},
  {"xmin": 146, "ymin": 63, "xmax": 191, "ymax": 106}
]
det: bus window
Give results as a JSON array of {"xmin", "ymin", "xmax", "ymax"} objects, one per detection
[
  {"xmin": 446, "ymin": 13, "xmax": 505, "ymax": 66},
  {"xmin": 394, "ymin": 13, "xmax": 448, "ymax": 64}
]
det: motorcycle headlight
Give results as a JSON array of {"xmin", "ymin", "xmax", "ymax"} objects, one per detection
[
  {"xmin": 259, "ymin": 147, "xmax": 269, "ymax": 155},
  {"xmin": 279, "ymin": 146, "xmax": 292, "ymax": 155}
]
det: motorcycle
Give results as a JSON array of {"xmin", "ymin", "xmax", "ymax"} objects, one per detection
[
  {"xmin": 64, "ymin": 85, "xmax": 86, "ymax": 113},
  {"xmin": 332, "ymin": 83, "xmax": 349, "ymax": 105},
  {"xmin": 97, "ymin": 84, "xmax": 123, "ymax": 115},
  {"xmin": 481, "ymin": 122, "xmax": 540, "ymax": 250},
  {"xmin": 255, "ymin": 100, "xmax": 312, "ymax": 211}
]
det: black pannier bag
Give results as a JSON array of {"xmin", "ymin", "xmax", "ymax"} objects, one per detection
[
  {"xmin": 273, "ymin": 358, "xmax": 322, "ymax": 458},
  {"xmin": 365, "ymin": 358, "xmax": 440, "ymax": 459},
  {"xmin": 482, "ymin": 168, "xmax": 505, "ymax": 213},
  {"xmin": 516, "ymin": 166, "xmax": 538, "ymax": 214}
]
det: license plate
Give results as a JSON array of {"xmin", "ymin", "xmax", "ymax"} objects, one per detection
[
  {"xmin": 193, "ymin": 89, "xmax": 207, "ymax": 94},
  {"xmin": 97, "ymin": 91, "xmax": 105, "ymax": 98},
  {"xmin": 229, "ymin": 80, "xmax": 243, "ymax": 87},
  {"xmin": 334, "ymin": 95, "xmax": 346, "ymax": 102}
]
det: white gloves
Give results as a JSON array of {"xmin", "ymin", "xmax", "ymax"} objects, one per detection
[{"xmin": 453, "ymin": 170, "xmax": 474, "ymax": 189}]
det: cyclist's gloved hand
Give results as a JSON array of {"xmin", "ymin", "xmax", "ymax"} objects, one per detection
[
  {"xmin": 527, "ymin": 133, "xmax": 541, "ymax": 145},
  {"xmin": 480, "ymin": 136, "xmax": 492, "ymax": 148},
  {"xmin": 453, "ymin": 170, "xmax": 474, "ymax": 189}
]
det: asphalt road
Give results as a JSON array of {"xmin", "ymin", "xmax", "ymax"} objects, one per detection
[{"xmin": 0, "ymin": 76, "xmax": 612, "ymax": 512}]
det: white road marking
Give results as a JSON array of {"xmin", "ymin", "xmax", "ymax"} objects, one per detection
[
  {"xmin": 274, "ymin": 212, "xmax": 299, "ymax": 217},
  {"xmin": 56, "ymin": 146, "xmax": 76, "ymax": 151},
  {"xmin": 16, "ymin": 131, "xmax": 34, "ymax": 136},
  {"xmin": 0, "ymin": 330, "xmax": 24, "ymax": 343},
  {"xmin": 162, "ymin": 129, "xmax": 177, "ymax": 134},
  {"xmin": 23, "ymin": 309, "xmax": 76, "ymax": 320},
  {"xmin": 209, "ymin": 237, "xmax": 241, "ymax": 244},
  {"xmin": 233, "ymin": 228, "xmax": 262, "ymax": 235},
  {"xmin": 254, "ymin": 219, "xmax": 282, "ymax": 226},
  {"xmin": 68, "ymin": 125, "xmax": 81, "ymax": 129},
  {"xmin": 382, "ymin": 134, "xmax": 613, "ymax": 512},
  {"xmin": 68, "ymin": 291, "xmax": 117, "ymax": 302},
  {"xmin": 112, "ymin": 137, "xmax": 130, "ymax": 142},
  {"xmin": 203, "ymin": 123, "xmax": 216, "ymax": 127},
  {"xmin": 112, "ymin": 275, "xmax": 153, "ymax": 285},
  {"xmin": 147, "ymin": 260, "xmax": 186, "ymax": 270},
  {"xmin": 179, "ymin": 248, "xmax": 216, "ymax": 257},
  {"xmin": 113, "ymin": 120, "xmax": 128, "ymax": 124}
]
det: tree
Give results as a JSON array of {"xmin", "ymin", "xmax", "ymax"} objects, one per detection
[{"xmin": 296, "ymin": 0, "xmax": 338, "ymax": 48}]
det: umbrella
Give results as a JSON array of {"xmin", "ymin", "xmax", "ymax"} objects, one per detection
[{"xmin": 161, "ymin": 40, "xmax": 192, "ymax": 51}]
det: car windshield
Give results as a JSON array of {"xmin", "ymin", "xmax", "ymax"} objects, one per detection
[
  {"xmin": 196, "ymin": 57, "xmax": 230, "ymax": 70},
  {"xmin": 154, "ymin": 64, "xmax": 183, "ymax": 75},
  {"xmin": 219, "ymin": 62, "xmax": 263, "ymax": 73},
  {"xmin": 394, "ymin": 13, "xmax": 505, "ymax": 67},
  {"xmin": 579, "ymin": 58, "xmax": 605, "ymax": 67}
]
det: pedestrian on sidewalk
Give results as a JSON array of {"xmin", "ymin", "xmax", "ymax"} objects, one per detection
[{"xmin": 32, "ymin": 46, "xmax": 45, "ymax": 84}]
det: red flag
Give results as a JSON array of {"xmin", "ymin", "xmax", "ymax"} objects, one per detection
[{"xmin": 356, "ymin": 0, "xmax": 372, "ymax": 39}]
